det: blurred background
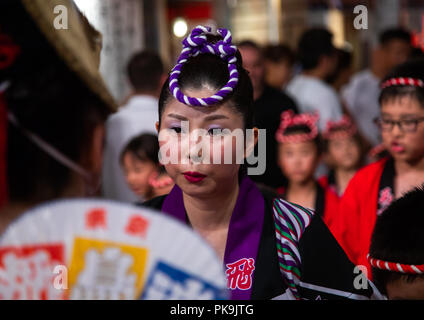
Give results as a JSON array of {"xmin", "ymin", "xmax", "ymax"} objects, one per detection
[{"xmin": 73, "ymin": 0, "xmax": 424, "ymax": 103}]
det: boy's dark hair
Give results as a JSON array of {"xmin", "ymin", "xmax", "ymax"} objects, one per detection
[
  {"xmin": 379, "ymin": 28, "xmax": 412, "ymax": 47},
  {"xmin": 379, "ymin": 58, "xmax": 424, "ymax": 107},
  {"xmin": 263, "ymin": 44, "xmax": 295, "ymax": 65},
  {"xmin": 281, "ymin": 125, "xmax": 323, "ymax": 155},
  {"xmin": 369, "ymin": 185, "xmax": 424, "ymax": 296},
  {"xmin": 2, "ymin": 2, "xmax": 111, "ymax": 203},
  {"xmin": 159, "ymin": 35, "xmax": 254, "ymax": 130},
  {"xmin": 297, "ymin": 28, "xmax": 335, "ymax": 71},
  {"xmin": 237, "ymin": 40, "xmax": 262, "ymax": 55},
  {"xmin": 326, "ymin": 48, "xmax": 352, "ymax": 85},
  {"xmin": 127, "ymin": 51, "xmax": 164, "ymax": 92},
  {"xmin": 120, "ymin": 133, "xmax": 160, "ymax": 166}
]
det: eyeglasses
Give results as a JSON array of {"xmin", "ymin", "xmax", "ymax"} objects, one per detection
[{"xmin": 374, "ymin": 117, "xmax": 424, "ymax": 133}]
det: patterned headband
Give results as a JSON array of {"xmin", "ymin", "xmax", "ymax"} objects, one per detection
[
  {"xmin": 322, "ymin": 115, "xmax": 357, "ymax": 140},
  {"xmin": 367, "ymin": 254, "xmax": 424, "ymax": 274},
  {"xmin": 275, "ymin": 110, "xmax": 319, "ymax": 143},
  {"xmin": 381, "ymin": 77, "xmax": 424, "ymax": 89},
  {"xmin": 169, "ymin": 25, "xmax": 239, "ymax": 107}
]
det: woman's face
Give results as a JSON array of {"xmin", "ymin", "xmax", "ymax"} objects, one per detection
[
  {"xmin": 278, "ymin": 140, "xmax": 319, "ymax": 184},
  {"xmin": 327, "ymin": 137, "xmax": 361, "ymax": 170},
  {"xmin": 381, "ymin": 96, "xmax": 424, "ymax": 164},
  {"xmin": 122, "ymin": 153, "xmax": 157, "ymax": 198},
  {"xmin": 158, "ymin": 87, "xmax": 253, "ymax": 198}
]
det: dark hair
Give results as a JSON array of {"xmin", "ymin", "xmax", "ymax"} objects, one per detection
[
  {"xmin": 263, "ymin": 44, "xmax": 295, "ymax": 65},
  {"xmin": 159, "ymin": 35, "xmax": 254, "ymax": 130},
  {"xmin": 281, "ymin": 125, "xmax": 323, "ymax": 155},
  {"xmin": 127, "ymin": 50, "xmax": 164, "ymax": 92},
  {"xmin": 120, "ymin": 133, "xmax": 160, "ymax": 166},
  {"xmin": 369, "ymin": 185, "xmax": 424, "ymax": 296},
  {"xmin": 237, "ymin": 40, "xmax": 262, "ymax": 56},
  {"xmin": 379, "ymin": 58, "xmax": 424, "ymax": 108},
  {"xmin": 379, "ymin": 28, "xmax": 412, "ymax": 47},
  {"xmin": 297, "ymin": 28, "xmax": 335, "ymax": 70},
  {"xmin": 326, "ymin": 48, "xmax": 352, "ymax": 85},
  {"xmin": 2, "ymin": 1, "xmax": 111, "ymax": 203}
]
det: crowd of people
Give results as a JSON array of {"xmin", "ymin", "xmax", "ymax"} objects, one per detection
[
  {"xmin": 99, "ymin": 24, "xmax": 424, "ymax": 299},
  {"xmin": 1, "ymin": 0, "xmax": 424, "ymax": 300}
]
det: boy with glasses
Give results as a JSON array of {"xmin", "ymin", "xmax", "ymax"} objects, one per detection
[{"xmin": 330, "ymin": 59, "xmax": 424, "ymax": 279}]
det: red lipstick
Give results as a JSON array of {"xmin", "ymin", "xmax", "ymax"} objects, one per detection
[{"xmin": 183, "ymin": 171, "xmax": 207, "ymax": 183}]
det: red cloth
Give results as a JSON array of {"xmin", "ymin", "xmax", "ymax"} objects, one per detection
[
  {"xmin": 329, "ymin": 158, "xmax": 388, "ymax": 278},
  {"xmin": 317, "ymin": 175, "xmax": 329, "ymax": 189},
  {"xmin": 316, "ymin": 175, "xmax": 341, "ymax": 231}
]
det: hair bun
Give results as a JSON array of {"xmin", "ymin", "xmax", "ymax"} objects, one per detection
[{"xmin": 169, "ymin": 25, "xmax": 239, "ymax": 107}]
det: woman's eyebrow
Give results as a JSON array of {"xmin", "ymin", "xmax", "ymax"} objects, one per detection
[
  {"xmin": 167, "ymin": 113, "xmax": 188, "ymax": 121},
  {"xmin": 204, "ymin": 114, "xmax": 229, "ymax": 121}
]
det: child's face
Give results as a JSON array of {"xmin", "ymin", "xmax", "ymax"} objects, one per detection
[
  {"xmin": 122, "ymin": 153, "xmax": 156, "ymax": 197},
  {"xmin": 158, "ymin": 87, "xmax": 255, "ymax": 198},
  {"xmin": 278, "ymin": 140, "xmax": 319, "ymax": 184},
  {"xmin": 327, "ymin": 137, "xmax": 361, "ymax": 170},
  {"xmin": 386, "ymin": 277, "xmax": 424, "ymax": 300},
  {"xmin": 381, "ymin": 96, "xmax": 424, "ymax": 163}
]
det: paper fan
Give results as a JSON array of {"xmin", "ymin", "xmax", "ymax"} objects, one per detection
[{"xmin": 0, "ymin": 199, "xmax": 228, "ymax": 300}]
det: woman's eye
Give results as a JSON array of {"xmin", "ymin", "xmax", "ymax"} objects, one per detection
[
  {"xmin": 171, "ymin": 126, "xmax": 182, "ymax": 133},
  {"xmin": 208, "ymin": 128, "xmax": 222, "ymax": 135},
  {"xmin": 208, "ymin": 127, "xmax": 227, "ymax": 136}
]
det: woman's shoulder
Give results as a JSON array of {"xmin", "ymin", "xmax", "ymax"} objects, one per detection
[{"xmin": 266, "ymin": 195, "xmax": 378, "ymax": 299}]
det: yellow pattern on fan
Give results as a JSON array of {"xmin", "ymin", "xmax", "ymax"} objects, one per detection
[{"xmin": 68, "ymin": 237, "xmax": 149, "ymax": 300}]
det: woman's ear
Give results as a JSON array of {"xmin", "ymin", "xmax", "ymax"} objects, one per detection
[
  {"xmin": 84, "ymin": 124, "xmax": 105, "ymax": 175},
  {"xmin": 155, "ymin": 121, "xmax": 160, "ymax": 133}
]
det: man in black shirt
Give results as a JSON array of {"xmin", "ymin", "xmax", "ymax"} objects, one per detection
[{"xmin": 238, "ymin": 40, "xmax": 298, "ymax": 189}]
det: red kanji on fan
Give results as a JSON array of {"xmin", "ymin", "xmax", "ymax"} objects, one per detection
[
  {"xmin": 125, "ymin": 215, "xmax": 149, "ymax": 238},
  {"xmin": 85, "ymin": 208, "xmax": 107, "ymax": 229},
  {"xmin": 225, "ymin": 258, "xmax": 255, "ymax": 290}
]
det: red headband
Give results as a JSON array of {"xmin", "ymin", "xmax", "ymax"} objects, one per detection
[
  {"xmin": 381, "ymin": 77, "xmax": 424, "ymax": 89},
  {"xmin": 275, "ymin": 110, "xmax": 319, "ymax": 143},
  {"xmin": 367, "ymin": 254, "xmax": 424, "ymax": 274},
  {"xmin": 322, "ymin": 115, "xmax": 357, "ymax": 140}
]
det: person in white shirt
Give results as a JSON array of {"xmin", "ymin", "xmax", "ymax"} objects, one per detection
[
  {"xmin": 342, "ymin": 28, "xmax": 412, "ymax": 147},
  {"xmin": 287, "ymin": 28, "xmax": 343, "ymax": 131},
  {"xmin": 102, "ymin": 51, "xmax": 165, "ymax": 202}
]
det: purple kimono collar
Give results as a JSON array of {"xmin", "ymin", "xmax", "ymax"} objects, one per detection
[{"xmin": 161, "ymin": 174, "xmax": 265, "ymax": 300}]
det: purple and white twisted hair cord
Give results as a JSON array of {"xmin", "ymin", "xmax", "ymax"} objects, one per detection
[{"xmin": 169, "ymin": 25, "xmax": 239, "ymax": 107}]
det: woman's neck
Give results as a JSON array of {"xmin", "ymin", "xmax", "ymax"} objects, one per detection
[
  {"xmin": 182, "ymin": 178, "xmax": 240, "ymax": 232},
  {"xmin": 0, "ymin": 173, "xmax": 86, "ymax": 235}
]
